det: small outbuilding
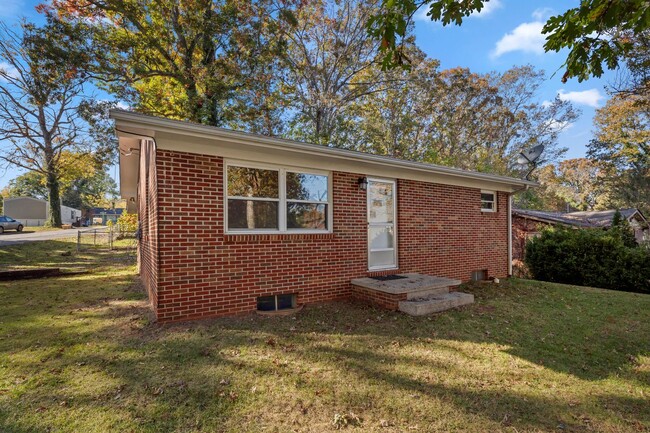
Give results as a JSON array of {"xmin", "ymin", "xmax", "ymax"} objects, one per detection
[{"xmin": 3, "ymin": 197, "xmax": 82, "ymax": 226}]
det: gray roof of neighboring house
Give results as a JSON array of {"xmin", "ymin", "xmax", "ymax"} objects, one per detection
[
  {"xmin": 513, "ymin": 208, "xmax": 649, "ymax": 229},
  {"xmin": 92, "ymin": 207, "xmax": 124, "ymax": 216},
  {"xmin": 512, "ymin": 209, "xmax": 593, "ymax": 227},
  {"xmin": 565, "ymin": 208, "xmax": 641, "ymax": 227}
]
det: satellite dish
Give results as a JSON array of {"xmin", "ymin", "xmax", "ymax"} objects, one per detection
[
  {"xmin": 518, "ymin": 144, "xmax": 545, "ymax": 164},
  {"xmin": 518, "ymin": 144, "xmax": 545, "ymax": 180}
]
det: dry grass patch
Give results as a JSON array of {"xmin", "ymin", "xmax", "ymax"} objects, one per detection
[{"xmin": 0, "ymin": 240, "xmax": 649, "ymax": 432}]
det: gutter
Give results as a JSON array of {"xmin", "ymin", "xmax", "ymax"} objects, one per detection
[{"xmin": 110, "ymin": 110, "xmax": 538, "ymax": 191}]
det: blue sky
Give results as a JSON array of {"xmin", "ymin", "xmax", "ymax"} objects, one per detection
[
  {"xmin": 413, "ymin": 0, "xmax": 612, "ymax": 160},
  {"xmin": 1, "ymin": 0, "xmax": 613, "ymax": 189}
]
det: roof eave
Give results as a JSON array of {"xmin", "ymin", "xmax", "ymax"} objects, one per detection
[{"xmin": 110, "ymin": 109, "xmax": 538, "ymax": 191}]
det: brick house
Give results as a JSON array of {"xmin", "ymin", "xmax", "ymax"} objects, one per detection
[{"xmin": 112, "ymin": 110, "xmax": 535, "ymax": 323}]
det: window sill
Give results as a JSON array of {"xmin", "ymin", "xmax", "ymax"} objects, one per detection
[
  {"xmin": 224, "ymin": 232, "xmax": 336, "ymax": 243},
  {"xmin": 367, "ymin": 269, "xmax": 401, "ymax": 277},
  {"xmin": 226, "ymin": 229, "xmax": 332, "ymax": 235},
  {"xmin": 368, "ymin": 266, "xmax": 399, "ymax": 273}
]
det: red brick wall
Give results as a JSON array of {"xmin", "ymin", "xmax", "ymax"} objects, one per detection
[
  {"xmin": 512, "ymin": 216, "xmax": 550, "ymax": 261},
  {"xmin": 398, "ymin": 180, "xmax": 509, "ymax": 280},
  {"xmin": 138, "ymin": 140, "xmax": 159, "ymax": 309},
  {"xmin": 145, "ymin": 149, "xmax": 510, "ymax": 322},
  {"xmin": 350, "ymin": 285, "xmax": 407, "ymax": 311}
]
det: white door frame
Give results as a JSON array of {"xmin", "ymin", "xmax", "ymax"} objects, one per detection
[{"xmin": 367, "ymin": 177, "xmax": 398, "ymax": 271}]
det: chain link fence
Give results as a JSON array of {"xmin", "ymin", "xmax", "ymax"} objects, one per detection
[{"xmin": 76, "ymin": 227, "xmax": 138, "ymax": 256}]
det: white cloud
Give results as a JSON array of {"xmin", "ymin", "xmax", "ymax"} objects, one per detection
[
  {"xmin": 532, "ymin": 7, "xmax": 554, "ymax": 21},
  {"xmin": 541, "ymin": 100, "xmax": 553, "ymax": 108},
  {"xmin": 0, "ymin": 61, "xmax": 19, "ymax": 82},
  {"xmin": 470, "ymin": 0, "xmax": 503, "ymax": 18},
  {"xmin": 547, "ymin": 119, "xmax": 573, "ymax": 133},
  {"xmin": 490, "ymin": 8, "xmax": 559, "ymax": 58},
  {"xmin": 491, "ymin": 21, "xmax": 546, "ymax": 58},
  {"xmin": 557, "ymin": 89, "xmax": 604, "ymax": 108},
  {"xmin": 416, "ymin": 0, "xmax": 502, "ymax": 22}
]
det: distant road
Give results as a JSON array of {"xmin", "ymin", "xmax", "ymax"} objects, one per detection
[{"xmin": 0, "ymin": 227, "xmax": 105, "ymax": 247}]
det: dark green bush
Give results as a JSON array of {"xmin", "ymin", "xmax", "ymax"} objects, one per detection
[{"xmin": 525, "ymin": 227, "xmax": 650, "ymax": 294}]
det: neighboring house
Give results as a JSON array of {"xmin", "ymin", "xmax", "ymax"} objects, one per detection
[
  {"xmin": 87, "ymin": 207, "xmax": 124, "ymax": 225},
  {"xmin": 111, "ymin": 110, "xmax": 535, "ymax": 323},
  {"xmin": 512, "ymin": 208, "xmax": 650, "ymax": 260},
  {"xmin": 3, "ymin": 197, "xmax": 82, "ymax": 226}
]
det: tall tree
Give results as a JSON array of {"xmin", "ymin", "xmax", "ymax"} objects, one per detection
[
  {"xmin": 542, "ymin": 159, "xmax": 606, "ymax": 211},
  {"xmin": 345, "ymin": 50, "xmax": 439, "ymax": 160},
  {"xmin": 610, "ymin": 30, "xmax": 650, "ymax": 101},
  {"xmin": 515, "ymin": 165, "xmax": 569, "ymax": 212},
  {"xmin": 0, "ymin": 21, "xmax": 110, "ymax": 226},
  {"xmin": 2, "ymin": 171, "xmax": 49, "ymax": 200},
  {"xmin": 61, "ymin": 169, "xmax": 118, "ymax": 210},
  {"xmin": 588, "ymin": 94, "xmax": 650, "ymax": 213},
  {"xmin": 347, "ymin": 63, "xmax": 577, "ymax": 174},
  {"xmin": 516, "ymin": 159, "xmax": 608, "ymax": 212},
  {"xmin": 2, "ymin": 153, "xmax": 117, "ymax": 210},
  {"xmin": 283, "ymin": 0, "xmax": 400, "ymax": 145},
  {"xmin": 369, "ymin": 0, "xmax": 650, "ymax": 83},
  {"xmin": 49, "ymin": 0, "xmax": 296, "ymax": 127}
]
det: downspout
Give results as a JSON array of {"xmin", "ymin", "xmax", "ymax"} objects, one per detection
[{"xmin": 508, "ymin": 193, "xmax": 513, "ymax": 276}]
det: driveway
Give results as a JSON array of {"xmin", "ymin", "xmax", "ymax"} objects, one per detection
[{"xmin": 0, "ymin": 227, "xmax": 105, "ymax": 247}]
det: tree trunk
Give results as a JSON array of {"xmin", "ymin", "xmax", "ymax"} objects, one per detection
[
  {"xmin": 45, "ymin": 163, "xmax": 62, "ymax": 227},
  {"xmin": 246, "ymin": 200, "xmax": 255, "ymax": 229},
  {"xmin": 185, "ymin": 81, "xmax": 201, "ymax": 124}
]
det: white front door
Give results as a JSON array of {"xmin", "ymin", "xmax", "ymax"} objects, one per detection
[{"xmin": 367, "ymin": 178, "xmax": 397, "ymax": 270}]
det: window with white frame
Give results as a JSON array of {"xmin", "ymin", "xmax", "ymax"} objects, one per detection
[
  {"xmin": 481, "ymin": 190, "xmax": 496, "ymax": 212},
  {"xmin": 226, "ymin": 163, "xmax": 330, "ymax": 232}
]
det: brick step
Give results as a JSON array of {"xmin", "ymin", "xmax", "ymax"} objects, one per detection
[
  {"xmin": 405, "ymin": 286, "xmax": 450, "ymax": 300},
  {"xmin": 398, "ymin": 292, "xmax": 474, "ymax": 316}
]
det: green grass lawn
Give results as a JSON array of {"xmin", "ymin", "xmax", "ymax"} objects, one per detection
[{"xmin": 1, "ymin": 240, "xmax": 649, "ymax": 432}]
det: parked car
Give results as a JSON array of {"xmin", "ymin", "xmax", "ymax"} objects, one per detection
[{"xmin": 0, "ymin": 215, "xmax": 24, "ymax": 233}]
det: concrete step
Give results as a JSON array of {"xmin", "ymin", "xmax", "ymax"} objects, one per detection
[
  {"xmin": 405, "ymin": 286, "xmax": 449, "ymax": 300},
  {"xmin": 350, "ymin": 273, "xmax": 461, "ymax": 295},
  {"xmin": 398, "ymin": 292, "xmax": 474, "ymax": 316}
]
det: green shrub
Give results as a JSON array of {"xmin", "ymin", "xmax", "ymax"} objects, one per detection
[
  {"xmin": 525, "ymin": 227, "xmax": 650, "ymax": 294},
  {"xmin": 115, "ymin": 211, "xmax": 138, "ymax": 238}
]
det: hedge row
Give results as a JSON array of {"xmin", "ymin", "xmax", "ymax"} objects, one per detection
[{"xmin": 525, "ymin": 227, "xmax": 650, "ymax": 294}]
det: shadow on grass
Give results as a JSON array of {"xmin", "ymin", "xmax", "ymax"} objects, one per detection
[
  {"xmin": 308, "ymin": 343, "xmax": 649, "ymax": 431},
  {"xmin": 272, "ymin": 280, "xmax": 649, "ymax": 382},
  {"xmin": 2, "ymin": 246, "xmax": 649, "ymax": 433},
  {"xmin": 456, "ymin": 280, "xmax": 650, "ymax": 381},
  {"xmin": 213, "ymin": 286, "xmax": 649, "ymax": 430},
  {"xmin": 0, "ymin": 245, "xmax": 253, "ymax": 432}
]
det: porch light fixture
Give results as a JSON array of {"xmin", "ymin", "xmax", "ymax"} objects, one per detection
[{"xmin": 357, "ymin": 177, "xmax": 368, "ymax": 190}]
